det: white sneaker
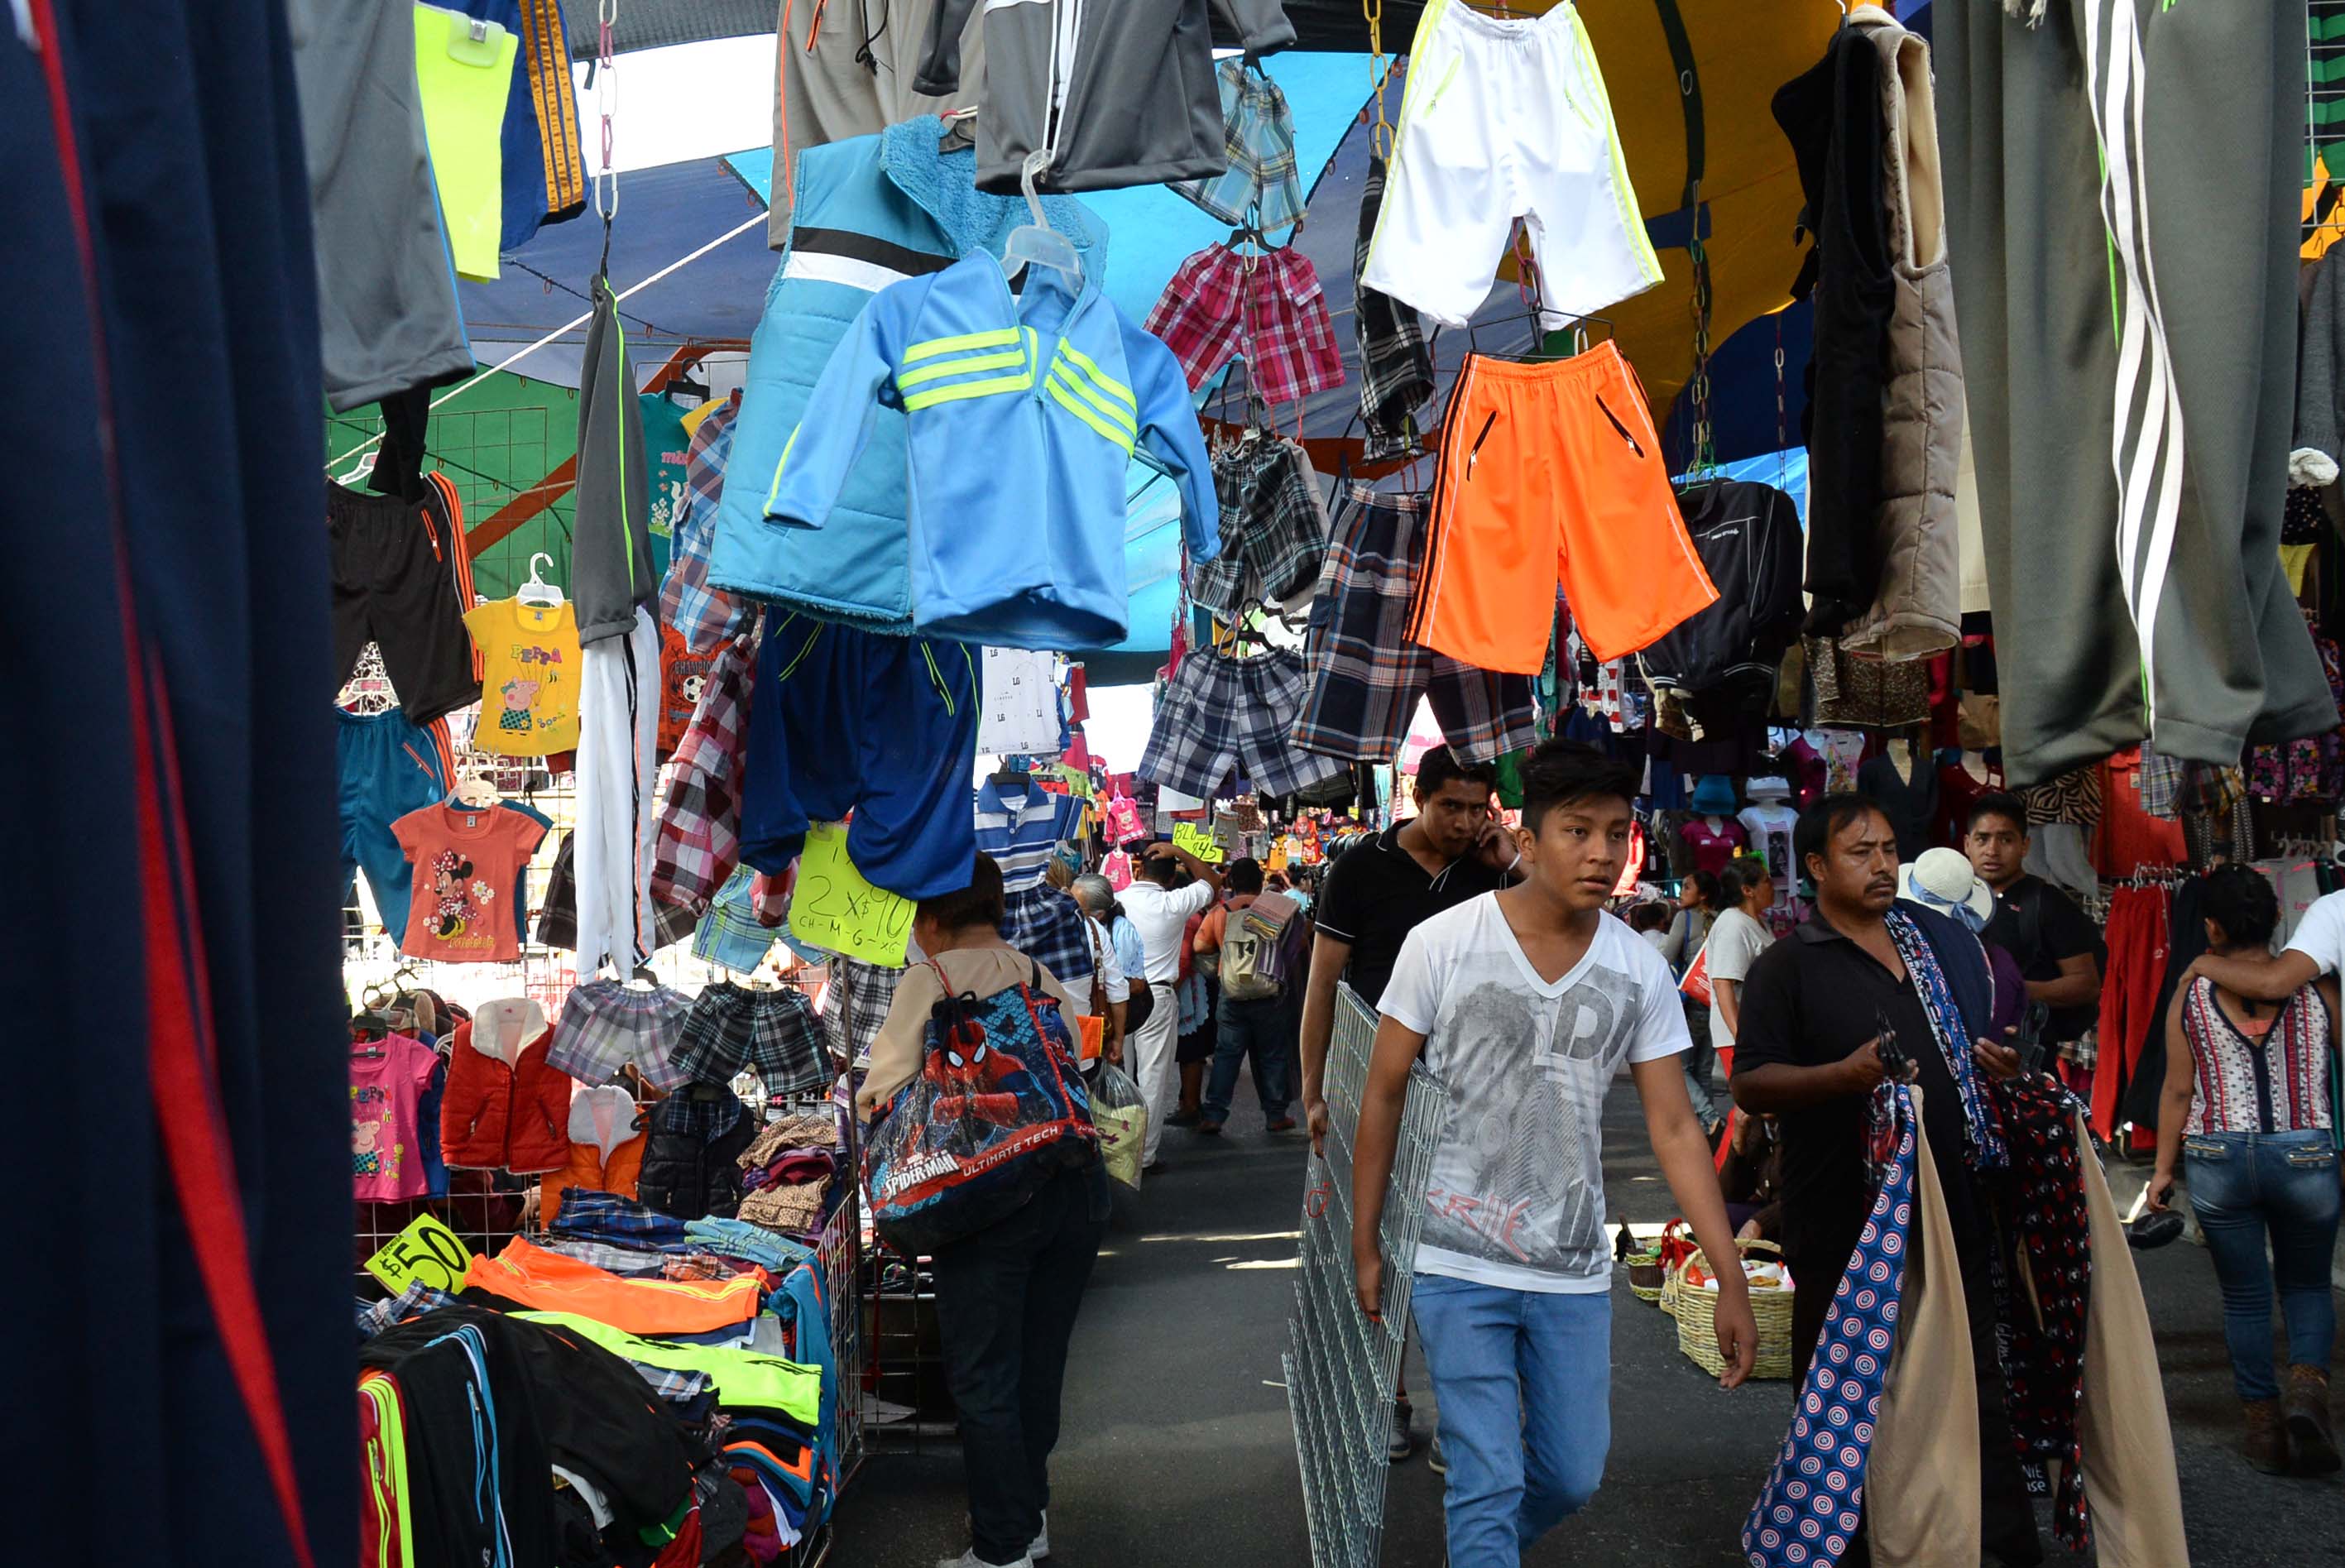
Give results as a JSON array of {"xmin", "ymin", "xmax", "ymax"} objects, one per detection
[
  {"xmin": 1030, "ymin": 1511, "xmax": 1050, "ymax": 1560},
  {"xmin": 937, "ymin": 1552, "xmax": 1032, "ymax": 1568}
]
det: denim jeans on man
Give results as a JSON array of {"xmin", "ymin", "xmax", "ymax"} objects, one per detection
[
  {"xmin": 932, "ymin": 1165, "xmax": 1111, "ymax": 1564},
  {"xmin": 1201, "ymin": 991, "xmax": 1294, "ymax": 1124},
  {"xmin": 1411, "ymin": 1273, "xmax": 1609, "ymax": 1567},
  {"xmin": 2184, "ymin": 1128, "xmax": 2341, "ymax": 1400}
]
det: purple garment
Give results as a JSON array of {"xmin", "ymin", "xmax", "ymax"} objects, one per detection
[{"xmin": 1986, "ymin": 941, "xmax": 2028, "ymax": 1040}]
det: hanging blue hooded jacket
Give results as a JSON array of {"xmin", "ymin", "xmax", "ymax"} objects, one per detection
[
  {"xmin": 707, "ymin": 118, "xmax": 1109, "ymax": 635},
  {"xmin": 762, "ymin": 252, "xmax": 1220, "ymax": 650}
]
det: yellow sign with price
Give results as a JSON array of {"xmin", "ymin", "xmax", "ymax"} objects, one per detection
[
  {"xmin": 789, "ymin": 821, "xmax": 917, "ymax": 966},
  {"xmin": 363, "ymin": 1213, "xmax": 474, "ymax": 1295},
  {"xmin": 1172, "ymin": 822, "xmax": 1225, "ymax": 864}
]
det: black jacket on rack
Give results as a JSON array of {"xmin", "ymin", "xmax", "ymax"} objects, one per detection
[
  {"xmin": 1641, "ymin": 478, "xmax": 1808, "ymax": 706},
  {"xmin": 1774, "ymin": 28, "xmax": 1895, "ymax": 638}
]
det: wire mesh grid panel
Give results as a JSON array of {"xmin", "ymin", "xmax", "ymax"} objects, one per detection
[{"xmin": 1288, "ymin": 984, "xmax": 1450, "ymax": 1568}]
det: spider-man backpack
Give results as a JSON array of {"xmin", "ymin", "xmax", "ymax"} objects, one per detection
[{"xmin": 863, "ymin": 958, "xmax": 1101, "ymax": 1253}]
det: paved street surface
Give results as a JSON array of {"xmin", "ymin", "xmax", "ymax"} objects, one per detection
[{"xmin": 832, "ymin": 1073, "xmax": 2344, "ymax": 1566}]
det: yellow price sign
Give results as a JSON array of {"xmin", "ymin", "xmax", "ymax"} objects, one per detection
[
  {"xmin": 789, "ymin": 821, "xmax": 917, "ymax": 966},
  {"xmin": 1172, "ymin": 822, "xmax": 1225, "ymax": 864},
  {"xmin": 364, "ymin": 1212, "xmax": 474, "ymax": 1295}
]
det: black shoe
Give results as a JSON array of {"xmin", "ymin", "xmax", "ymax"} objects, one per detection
[{"xmin": 1166, "ymin": 1109, "xmax": 1201, "ymax": 1129}]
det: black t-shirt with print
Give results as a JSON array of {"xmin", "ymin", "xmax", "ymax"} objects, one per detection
[
  {"xmin": 1314, "ymin": 825, "xmax": 1507, "ymax": 1012},
  {"xmin": 1981, "ymin": 874, "xmax": 2101, "ymax": 1041}
]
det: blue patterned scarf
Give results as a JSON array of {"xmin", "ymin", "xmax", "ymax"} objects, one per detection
[
  {"xmin": 1882, "ymin": 907, "xmax": 2008, "ymax": 1172},
  {"xmin": 1743, "ymin": 1082, "xmax": 1917, "ymax": 1568}
]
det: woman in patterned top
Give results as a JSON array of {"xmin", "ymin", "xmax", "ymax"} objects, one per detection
[{"xmin": 2147, "ymin": 865, "xmax": 2341, "ymax": 1476}]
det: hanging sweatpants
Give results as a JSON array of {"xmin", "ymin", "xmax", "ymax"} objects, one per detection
[
  {"xmin": 576, "ymin": 607, "xmax": 661, "ymax": 974},
  {"xmin": 1935, "ymin": 0, "xmax": 2336, "ymax": 784}
]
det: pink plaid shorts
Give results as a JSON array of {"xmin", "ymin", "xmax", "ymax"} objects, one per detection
[{"xmin": 1144, "ymin": 243, "xmax": 1346, "ymax": 407}]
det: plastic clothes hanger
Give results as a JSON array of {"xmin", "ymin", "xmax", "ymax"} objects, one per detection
[
  {"xmin": 446, "ymin": 768, "xmax": 499, "ymax": 808},
  {"xmin": 1000, "ymin": 150, "xmax": 1081, "ymax": 286},
  {"xmin": 516, "ymin": 551, "xmax": 564, "ymax": 608}
]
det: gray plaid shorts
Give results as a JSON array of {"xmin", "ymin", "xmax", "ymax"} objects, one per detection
[
  {"xmin": 1139, "ymin": 645, "xmax": 1348, "ymax": 800},
  {"xmin": 670, "ymin": 980, "xmax": 830, "ymax": 1096},
  {"xmin": 547, "ymin": 978, "xmax": 694, "ymax": 1091}
]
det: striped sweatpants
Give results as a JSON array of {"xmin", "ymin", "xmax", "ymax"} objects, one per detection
[{"xmin": 1937, "ymin": 0, "xmax": 2338, "ymax": 785}]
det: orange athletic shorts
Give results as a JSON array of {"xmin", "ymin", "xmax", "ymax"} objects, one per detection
[{"xmin": 1409, "ymin": 342, "xmax": 1717, "ymax": 674}]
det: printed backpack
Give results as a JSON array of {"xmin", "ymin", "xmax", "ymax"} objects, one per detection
[
  {"xmin": 1219, "ymin": 913, "xmax": 1283, "ymax": 1002},
  {"xmin": 863, "ymin": 958, "xmax": 1101, "ymax": 1254}
]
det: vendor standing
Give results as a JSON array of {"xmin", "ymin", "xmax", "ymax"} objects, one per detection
[{"xmin": 1729, "ymin": 795, "xmax": 2040, "ymax": 1568}]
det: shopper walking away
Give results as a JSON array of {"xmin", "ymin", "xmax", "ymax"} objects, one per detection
[
  {"xmin": 1298, "ymin": 746, "xmax": 1515, "ymax": 1460},
  {"xmin": 2149, "ymin": 865, "xmax": 2340, "ymax": 1476},
  {"xmin": 1350, "ymin": 741, "xmax": 1755, "ymax": 1568},
  {"xmin": 1729, "ymin": 794, "xmax": 2042, "ymax": 1567},
  {"xmin": 855, "ymin": 855, "xmax": 1110, "ymax": 1568},
  {"xmin": 1172, "ymin": 907, "xmax": 1220, "ymax": 1128},
  {"xmin": 1196, "ymin": 857, "xmax": 1297, "ymax": 1134},
  {"xmin": 1120, "ymin": 841, "xmax": 1225, "ymax": 1170},
  {"xmin": 1695, "ymin": 861, "xmax": 1776, "ymax": 1135}
]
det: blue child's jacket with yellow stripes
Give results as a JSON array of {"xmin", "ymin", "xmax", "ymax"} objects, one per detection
[{"xmin": 762, "ymin": 251, "xmax": 1220, "ymax": 651}]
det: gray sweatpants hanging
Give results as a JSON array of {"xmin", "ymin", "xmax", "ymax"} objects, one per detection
[{"xmin": 1936, "ymin": 0, "xmax": 2336, "ymax": 785}]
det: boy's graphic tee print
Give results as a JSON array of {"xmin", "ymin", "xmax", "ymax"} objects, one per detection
[
  {"xmin": 350, "ymin": 1033, "xmax": 441, "ymax": 1201},
  {"xmin": 390, "ymin": 803, "xmax": 548, "ymax": 963},
  {"xmin": 1379, "ymin": 898, "xmax": 1689, "ymax": 1292},
  {"xmin": 463, "ymin": 597, "xmax": 583, "ymax": 755}
]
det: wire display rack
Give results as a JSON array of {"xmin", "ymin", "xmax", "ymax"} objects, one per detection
[{"xmin": 1287, "ymin": 985, "xmax": 1450, "ymax": 1568}]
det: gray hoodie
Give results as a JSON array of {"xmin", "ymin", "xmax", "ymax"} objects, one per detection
[{"xmin": 916, "ymin": 0, "xmax": 1295, "ymax": 195}]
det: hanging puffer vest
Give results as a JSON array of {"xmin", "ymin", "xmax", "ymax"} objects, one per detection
[
  {"xmin": 1840, "ymin": 10, "xmax": 1962, "ymax": 661},
  {"xmin": 707, "ymin": 117, "xmax": 1105, "ymax": 635}
]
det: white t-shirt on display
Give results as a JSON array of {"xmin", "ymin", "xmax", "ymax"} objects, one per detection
[
  {"xmin": 2285, "ymin": 889, "xmax": 2345, "ymax": 975},
  {"xmin": 1379, "ymin": 897, "xmax": 1690, "ymax": 1294},
  {"xmin": 1700, "ymin": 907, "xmax": 1777, "ymax": 1050},
  {"xmin": 1119, "ymin": 877, "xmax": 1217, "ymax": 986}
]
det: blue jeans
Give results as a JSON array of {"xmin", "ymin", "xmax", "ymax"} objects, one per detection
[
  {"xmin": 1681, "ymin": 1002, "xmax": 1719, "ymax": 1127},
  {"xmin": 1411, "ymin": 1274, "xmax": 1610, "ymax": 1567},
  {"xmin": 2184, "ymin": 1129, "xmax": 2341, "ymax": 1400},
  {"xmin": 1201, "ymin": 992, "xmax": 1293, "ymax": 1124}
]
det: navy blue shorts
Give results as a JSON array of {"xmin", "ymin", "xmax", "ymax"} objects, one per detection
[{"xmin": 740, "ymin": 616, "xmax": 981, "ymax": 900}]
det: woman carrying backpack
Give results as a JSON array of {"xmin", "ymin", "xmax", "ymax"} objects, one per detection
[{"xmin": 856, "ymin": 855, "xmax": 1110, "ymax": 1568}]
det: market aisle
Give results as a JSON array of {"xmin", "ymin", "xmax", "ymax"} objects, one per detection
[{"xmin": 832, "ymin": 1078, "xmax": 2343, "ymax": 1567}]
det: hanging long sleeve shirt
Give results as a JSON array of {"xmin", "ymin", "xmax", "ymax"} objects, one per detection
[{"xmin": 762, "ymin": 252, "xmax": 1219, "ymax": 651}]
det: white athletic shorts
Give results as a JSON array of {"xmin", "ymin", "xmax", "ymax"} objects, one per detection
[{"xmin": 1360, "ymin": 0, "xmax": 1663, "ymax": 331}]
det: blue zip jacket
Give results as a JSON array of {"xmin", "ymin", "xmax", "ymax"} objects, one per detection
[
  {"xmin": 764, "ymin": 252, "xmax": 1220, "ymax": 650},
  {"xmin": 707, "ymin": 120, "xmax": 1107, "ymax": 635}
]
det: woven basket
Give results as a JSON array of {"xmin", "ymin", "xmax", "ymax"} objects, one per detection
[
  {"xmin": 1672, "ymin": 1238, "xmax": 1796, "ymax": 1380},
  {"xmin": 1626, "ymin": 1250, "xmax": 1668, "ymax": 1302}
]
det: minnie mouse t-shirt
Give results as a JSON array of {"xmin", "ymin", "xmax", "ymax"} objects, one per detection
[{"xmin": 391, "ymin": 803, "xmax": 547, "ymax": 962}]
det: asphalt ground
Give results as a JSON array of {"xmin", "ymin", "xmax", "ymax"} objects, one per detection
[{"xmin": 831, "ymin": 1072, "xmax": 2345, "ymax": 1567}]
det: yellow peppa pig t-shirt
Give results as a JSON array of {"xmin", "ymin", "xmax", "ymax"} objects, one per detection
[{"xmin": 463, "ymin": 598, "xmax": 583, "ymax": 755}]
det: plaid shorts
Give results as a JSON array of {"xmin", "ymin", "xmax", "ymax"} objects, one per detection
[
  {"xmin": 1353, "ymin": 156, "xmax": 1434, "ymax": 458},
  {"xmin": 548, "ymin": 977, "xmax": 694, "ymax": 1091},
  {"xmin": 669, "ymin": 980, "xmax": 830, "ymax": 1096},
  {"xmin": 1004, "ymin": 884, "xmax": 1093, "ymax": 986},
  {"xmin": 1139, "ymin": 645, "xmax": 1348, "ymax": 800},
  {"xmin": 1170, "ymin": 60, "xmax": 1306, "ymax": 236},
  {"xmin": 1295, "ymin": 487, "xmax": 1540, "ymax": 765},
  {"xmin": 821, "ymin": 954, "xmax": 901, "ymax": 1064},
  {"xmin": 692, "ymin": 865, "xmax": 781, "ymax": 972},
  {"xmin": 1190, "ymin": 436, "xmax": 1330, "ymax": 616},
  {"xmin": 1144, "ymin": 243, "xmax": 1345, "ymax": 407}
]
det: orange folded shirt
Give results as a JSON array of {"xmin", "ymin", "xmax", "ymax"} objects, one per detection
[{"xmin": 465, "ymin": 1235, "xmax": 764, "ymax": 1335}]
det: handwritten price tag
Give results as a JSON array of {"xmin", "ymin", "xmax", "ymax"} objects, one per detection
[
  {"xmin": 364, "ymin": 1213, "xmax": 474, "ymax": 1295},
  {"xmin": 789, "ymin": 822, "xmax": 916, "ymax": 967},
  {"xmin": 1172, "ymin": 822, "xmax": 1225, "ymax": 864}
]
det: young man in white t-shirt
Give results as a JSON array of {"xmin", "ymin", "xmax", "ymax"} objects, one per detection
[{"xmin": 1350, "ymin": 741, "xmax": 1756, "ymax": 1568}]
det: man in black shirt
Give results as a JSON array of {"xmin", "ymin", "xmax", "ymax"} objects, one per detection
[
  {"xmin": 1730, "ymin": 794, "xmax": 2040, "ymax": 1568},
  {"xmin": 1297, "ymin": 746, "xmax": 1513, "ymax": 1464},
  {"xmin": 1965, "ymin": 791, "xmax": 2103, "ymax": 1046}
]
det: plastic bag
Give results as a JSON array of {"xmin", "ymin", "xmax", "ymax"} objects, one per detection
[{"xmin": 1089, "ymin": 1060, "xmax": 1150, "ymax": 1190}]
